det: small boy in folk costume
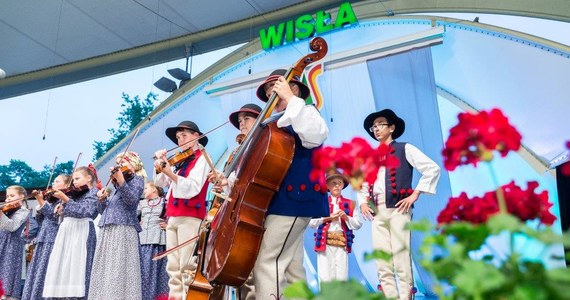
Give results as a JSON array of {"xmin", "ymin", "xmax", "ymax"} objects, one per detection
[
  {"xmin": 358, "ymin": 109, "xmax": 440, "ymax": 300},
  {"xmin": 309, "ymin": 172, "xmax": 362, "ymax": 283}
]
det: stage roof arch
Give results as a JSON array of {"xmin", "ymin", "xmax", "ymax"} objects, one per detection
[{"xmin": 1, "ymin": 0, "xmax": 570, "ymax": 100}]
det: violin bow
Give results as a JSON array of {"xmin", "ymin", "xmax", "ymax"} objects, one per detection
[
  {"xmin": 152, "ymin": 234, "xmax": 200, "ymax": 260},
  {"xmin": 157, "ymin": 121, "xmax": 229, "ymax": 157},
  {"xmin": 198, "ymin": 144, "xmax": 231, "ymax": 202},
  {"xmin": 103, "ymin": 127, "xmax": 141, "ymax": 190},
  {"xmin": 44, "ymin": 156, "xmax": 58, "ymax": 191}
]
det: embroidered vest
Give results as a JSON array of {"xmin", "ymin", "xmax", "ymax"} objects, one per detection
[
  {"xmin": 267, "ymin": 127, "xmax": 328, "ymax": 217},
  {"xmin": 313, "ymin": 196, "xmax": 356, "ymax": 253},
  {"xmin": 373, "ymin": 141, "xmax": 414, "ymax": 208},
  {"xmin": 166, "ymin": 150, "xmax": 208, "ymax": 219}
]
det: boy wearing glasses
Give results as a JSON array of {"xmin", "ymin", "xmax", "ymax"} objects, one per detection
[
  {"xmin": 309, "ymin": 172, "xmax": 362, "ymax": 284},
  {"xmin": 359, "ymin": 109, "xmax": 440, "ymax": 300}
]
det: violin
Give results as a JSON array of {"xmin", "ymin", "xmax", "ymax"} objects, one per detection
[
  {"xmin": 1, "ymin": 201, "xmax": 22, "ymax": 213},
  {"xmin": 111, "ymin": 165, "xmax": 135, "ymax": 184},
  {"xmin": 155, "ymin": 148, "xmax": 195, "ymax": 173},
  {"xmin": 38, "ymin": 184, "xmax": 90, "ymax": 202}
]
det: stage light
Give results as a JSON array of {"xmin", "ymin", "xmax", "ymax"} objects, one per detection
[
  {"xmin": 168, "ymin": 68, "xmax": 191, "ymax": 81},
  {"xmin": 153, "ymin": 77, "xmax": 178, "ymax": 93}
]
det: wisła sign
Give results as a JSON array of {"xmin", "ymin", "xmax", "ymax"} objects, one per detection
[{"xmin": 259, "ymin": 2, "xmax": 358, "ymax": 50}]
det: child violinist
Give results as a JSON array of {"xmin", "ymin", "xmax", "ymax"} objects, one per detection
[
  {"xmin": 309, "ymin": 172, "xmax": 362, "ymax": 284},
  {"xmin": 22, "ymin": 174, "xmax": 71, "ymax": 300},
  {"xmin": 43, "ymin": 165, "xmax": 100, "ymax": 299},
  {"xmin": 88, "ymin": 151, "xmax": 146, "ymax": 299},
  {"xmin": 0, "ymin": 185, "xmax": 30, "ymax": 300},
  {"xmin": 153, "ymin": 120, "xmax": 211, "ymax": 300},
  {"xmin": 138, "ymin": 181, "xmax": 169, "ymax": 300}
]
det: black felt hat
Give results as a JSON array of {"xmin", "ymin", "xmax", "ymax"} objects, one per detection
[
  {"xmin": 256, "ymin": 69, "xmax": 310, "ymax": 102},
  {"xmin": 165, "ymin": 121, "xmax": 208, "ymax": 146},
  {"xmin": 363, "ymin": 109, "xmax": 405, "ymax": 140},
  {"xmin": 229, "ymin": 104, "xmax": 262, "ymax": 129}
]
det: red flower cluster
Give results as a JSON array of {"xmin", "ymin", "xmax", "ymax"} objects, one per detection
[
  {"xmin": 437, "ymin": 181, "xmax": 556, "ymax": 226},
  {"xmin": 561, "ymin": 141, "xmax": 570, "ymax": 176},
  {"xmin": 0, "ymin": 280, "xmax": 4, "ymax": 298},
  {"xmin": 442, "ymin": 108, "xmax": 522, "ymax": 171},
  {"xmin": 311, "ymin": 137, "xmax": 400, "ymax": 190}
]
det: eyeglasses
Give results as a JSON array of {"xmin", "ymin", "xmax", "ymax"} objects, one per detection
[
  {"xmin": 369, "ymin": 123, "xmax": 390, "ymax": 132},
  {"xmin": 328, "ymin": 181, "xmax": 344, "ymax": 187}
]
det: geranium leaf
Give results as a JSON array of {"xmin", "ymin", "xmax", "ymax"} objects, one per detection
[
  {"xmin": 487, "ymin": 213, "xmax": 523, "ymax": 234},
  {"xmin": 283, "ymin": 281, "xmax": 315, "ymax": 299},
  {"xmin": 364, "ymin": 249, "xmax": 392, "ymax": 262},
  {"xmin": 452, "ymin": 260, "xmax": 506, "ymax": 295},
  {"xmin": 513, "ymin": 284, "xmax": 548, "ymax": 300},
  {"xmin": 314, "ymin": 280, "xmax": 378, "ymax": 300},
  {"xmin": 406, "ymin": 219, "xmax": 433, "ymax": 232}
]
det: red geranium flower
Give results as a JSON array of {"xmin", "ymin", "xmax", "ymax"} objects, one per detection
[
  {"xmin": 442, "ymin": 108, "xmax": 522, "ymax": 171},
  {"xmin": 311, "ymin": 137, "xmax": 400, "ymax": 190},
  {"xmin": 437, "ymin": 181, "xmax": 556, "ymax": 226}
]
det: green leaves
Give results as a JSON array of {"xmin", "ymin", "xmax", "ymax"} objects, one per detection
[
  {"xmin": 92, "ymin": 92, "xmax": 158, "ymax": 160},
  {"xmin": 452, "ymin": 260, "xmax": 506, "ymax": 296},
  {"xmin": 284, "ymin": 280, "xmax": 387, "ymax": 300}
]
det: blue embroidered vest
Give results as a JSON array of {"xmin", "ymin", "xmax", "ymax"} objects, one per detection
[{"xmin": 267, "ymin": 127, "xmax": 329, "ymax": 217}]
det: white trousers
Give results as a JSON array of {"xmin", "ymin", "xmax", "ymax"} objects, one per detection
[
  {"xmin": 253, "ymin": 215, "xmax": 309, "ymax": 299},
  {"xmin": 371, "ymin": 206, "xmax": 412, "ymax": 300},
  {"xmin": 316, "ymin": 243, "xmax": 348, "ymax": 283},
  {"xmin": 239, "ymin": 238, "xmax": 305, "ymax": 300},
  {"xmin": 165, "ymin": 216, "xmax": 201, "ymax": 300}
]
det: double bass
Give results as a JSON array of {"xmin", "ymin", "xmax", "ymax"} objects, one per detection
[{"xmin": 203, "ymin": 37, "xmax": 328, "ymax": 286}]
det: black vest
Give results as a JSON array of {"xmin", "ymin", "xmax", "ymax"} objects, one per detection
[{"xmin": 379, "ymin": 141, "xmax": 414, "ymax": 208}]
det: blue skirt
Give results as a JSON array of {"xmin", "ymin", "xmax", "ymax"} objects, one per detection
[
  {"xmin": 22, "ymin": 241, "xmax": 55, "ymax": 300},
  {"xmin": 140, "ymin": 244, "xmax": 169, "ymax": 300}
]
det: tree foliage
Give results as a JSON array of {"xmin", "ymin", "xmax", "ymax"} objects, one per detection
[
  {"xmin": 92, "ymin": 92, "xmax": 158, "ymax": 160},
  {"xmin": 0, "ymin": 160, "xmax": 74, "ymax": 190}
]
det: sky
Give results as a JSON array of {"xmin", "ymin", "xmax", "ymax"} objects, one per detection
[
  {"xmin": 1, "ymin": 12, "xmax": 569, "ymax": 171},
  {"xmin": 0, "ymin": 44, "xmax": 242, "ymax": 170}
]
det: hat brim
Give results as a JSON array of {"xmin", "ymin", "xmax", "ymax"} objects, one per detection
[
  {"xmin": 326, "ymin": 174, "xmax": 349, "ymax": 190},
  {"xmin": 256, "ymin": 75, "xmax": 310, "ymax": 102},
  {"xmin": 363, "ymin": 110, "xmax": 405, "ymax": 140},
  {"xmin": 165, "ymin": 126, "xmax": 208, "ymax": 147},
  {"xmin": 229, "ymin": 108, "xmax": 261, "ymax": 129}
]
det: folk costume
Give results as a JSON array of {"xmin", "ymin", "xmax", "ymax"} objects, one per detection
[
  {"xmin": 89, "ymin": 152, "xmax": 146, "ymax": 300},
  {"xmin": 0, "ymin": 205, "xmax": 30, "ymax": 299},
  {"xmin": 358, "ymin": 109, "xmax": 440, "ymax": 300},
  {"xmin": 154, "ymin": 121, "xmax": 211, "ymax": 300},
  {"xmin": 252, "ymin": 69, "xmax": 329, "ymax": 299},
  {"xmin": 309, "ymin": 173, "xmax": 362, "ymax": 282},
  {"xmin": 22, "ymin": 201, "xmax": 59, "ymax": 300},
  {"xmin": 43, "ymin": 187, "xmax": 99, "ymax": 299},
  {"xmin": 138, "ymin": 196, "xmax": 169, "ymax": 300}
]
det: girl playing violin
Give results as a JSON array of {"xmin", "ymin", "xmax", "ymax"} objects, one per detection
[
  {"xmin": 154, "ymin": 120, "xmax": 211, "ymax": 300},
  {"xmin": 138, "ymin": 181, "xmax": 169, "ymax": 300},
  {"xmin": 0, "ymin": 185, "xmax": 30, "ymax": 300},
  {"xmin": 88, "ymin": 151, "xmax": 146, "ymax": 299},
  {"xmin": 22, "ymin": 174, "xmax": 71, "ymax": 300},
  {"xmin": 43, "ymin": 165, "xmax": 100, "ymax": 299}
]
